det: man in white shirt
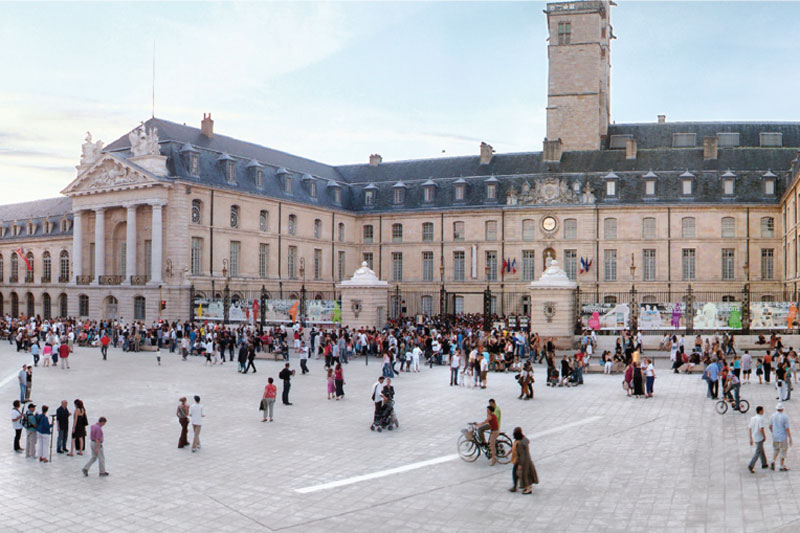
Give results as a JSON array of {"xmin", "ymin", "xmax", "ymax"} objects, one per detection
[
  {"xmin": 189, "ymin": 396, "xmax": 205, "ymax": 453},
  {"xmin": 411, "ymin": 345, "xmax": 422, "ymax": 373},
  {"xmin": 748, "ymin": 405, "xmax": 768, "ymax": 472},
  {"xmin": 450, "ymin": 351, "xmax": 461, "ymax": 386},
  {"xmin": 299, "ymin": 341, "xmax": 310, "ymax": 374}
]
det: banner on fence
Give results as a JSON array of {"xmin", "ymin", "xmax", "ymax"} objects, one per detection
[
  {"xmin": 692, "ymin": 302, "xmax": 742, "ymax": 330},
  {"xmin": 580, "ymin": 303, "xmax": 629, "ymax": 331},
  {"xmin": 749, "ymin": 302, "xmax": 800, "ymax": 329},
  {"xmin": 638, "ymin": 303, "xmax": 687, "ymax": 330},
  {"xmin": 195, "ymin": 298, "xmax": 339, "ymax": 324}
]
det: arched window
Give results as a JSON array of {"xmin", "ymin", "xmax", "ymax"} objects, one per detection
[
  {"xmin": 134, "ymin": 296, "xmax": 146, "ymax": 320},
  {"xmin": 642, "ymin": 217, "xmax": 656, "ymax": 239},
  {"xmin": 259, "ymin": 210, "xmax": 268, "ymax": 232},
  {"xmin": 10, "ymin": 253, "xmax": 18, "ymax": 281},
  {"xmin": 24, "ymin": 252, "xmax": 34, "ymax": 282},
  {"xmin": 522, "ymin": 219, "xmax": 535, "ymax": 241},
  {"xmin": 25, "ymin": 292, "xmax": 34, "ymax": 317},
  {"xmin": 78, "ymin": 294, "xmax": 89, "ymax": 317},
  {"xmin": 191, "ymin": 199, "xmax": 202, "ymax": 224},
  {"xmin": 42, "ymin": 251, "xmax": 51, "ymax": 282},
  {"xmin": 42, "ymin": 293, "xmax": 51, "ymax": 320},
  {"xmin": 681, "ymin": 217, "xmax": 696, "ymax": 238},
  {"xmin": 761, "ymin": 295, "xmax": 775, "ymax": 302},
  {"xmin": 338, "ymin": 222, "xmax": 345, "ymax": 243},
  {"xmin": 230, "ymin": 205, "xmax": 239, "ymax": 228},
  {"xmin": 603, "ymin": 218, "xmax": 617, "ymax": 239},
  {"xmin": 288, "ymin": 214, "xmax": 297, "ymax": 235},
  {"xmin": 10, "ymin": 292, "xmax": 19, "ymax": 317},
  {"xmin": 721, "ymin": 217, "xmax": 735, "ymax": 238},
  {"xmin": 314, "ymin": 219, "xmax": 322, "ymax": 239},
  {"xmin": 421, "ymin": 295, "xmax": 433, "ymax": 316},
  {"xmin": 392, "ymin": 223, "xmax": 403, "ymax": 242},
  {"xmin": 59, "ymin": 251, "xmax": 70, "ymax": 282},
  {"xmin": 761, "ymin": 217, "xmax": 775, "ymax": 238}
]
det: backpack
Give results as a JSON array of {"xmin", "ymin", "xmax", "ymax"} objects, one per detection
[{"xmin": 22, "ymin": 412, "xmax": 36, "ymax": 430}]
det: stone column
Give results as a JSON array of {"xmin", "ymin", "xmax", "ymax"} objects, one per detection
[
  {"xmin": 94, "ymin": 207, "xmax": 105, "ymax": 282},
  {"xmin": 124, "ymin": 203, "xmax": 137, "ymax": 283},
  {"xmin": 72, "ymin": 210, "xmax": 83, "ymax": 283},
  {"xmin": 149, "ymin": 202, "xmax": 164, "ymax": 284}
]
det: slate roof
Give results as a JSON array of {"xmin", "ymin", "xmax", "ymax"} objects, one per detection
[
  {"xmin": 606, "ymin": 122, "xmax": 800, "ymax": 150},
  {"xmin": 0, "ymin": 197, "xmax": 73, "ymax": 241}
]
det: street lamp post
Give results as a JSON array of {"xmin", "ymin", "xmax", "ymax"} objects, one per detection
[
  {"xmin": 439, "ymin": 264, "xmax": 446, "ymax": 317},
  {"xmin": 483, "ymin": 264, "xmax": 492, "ymax": 332},
  {"xmin": 743, "ymin": 261, "xmax": 751, "ymax": 333},
  {"xmin": 299, "ymin": 257, "xmax": 306, "ymax": 325},
  {"xmin": 222, "ymin": 258, "xmax": 230, "ymax": 325},
  {"xmin": 629, "ymin": 253, "xmax": 637, "ymax": 334}
]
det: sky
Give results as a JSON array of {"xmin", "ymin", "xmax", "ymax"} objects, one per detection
[{"xmin": 2, "ymin": 1, "xmax": 800, "ymax": 205}]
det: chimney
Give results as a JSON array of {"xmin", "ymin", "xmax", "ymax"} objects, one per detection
[
  {"xmin": 201, "ymin": 113, "xmax": 214, "ymax": 139},
  {"xmin": 657, "ymin": 115, "xmax": 666, "ymax": 124},
  {"xmin": 625, "ymin": 138, "xmax": 638, "ymax": 160},
  {"xmin": 479, "ymin": 142, "xmax": 494, "ymax": 165},
  {"xmin": 369, "ymin": 154, "xmax": 382, "ymax": 166},
  {"xmin": 543, "ymin": 138, "xmax": 563, "ymax": 163},
  {"xmin": 703, "ymin": 136, "xmax": 718, "ymax": 160}
]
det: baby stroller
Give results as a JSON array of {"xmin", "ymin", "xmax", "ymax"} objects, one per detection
[
  {"xmin": 547, "ymin": 367, "xmax": 559, "ymax": 387},
  {"xmin": 371, "ymin": 399, "xmax": 399, "ymax": 432}
]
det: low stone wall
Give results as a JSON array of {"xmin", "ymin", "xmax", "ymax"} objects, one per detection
[{"xmin": 590, "ymin": 334, "xmax": 800, "ymax": 353}]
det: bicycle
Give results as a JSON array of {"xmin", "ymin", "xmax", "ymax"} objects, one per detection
[
  {"xmin": 715, "ymin": 396, "xmax": 750, "ymax": 415},
  {"xmin": 457, "ymin": 423, "xmax": 512, "ymax": 464}
]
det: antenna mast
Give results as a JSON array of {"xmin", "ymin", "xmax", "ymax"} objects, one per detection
[{"xmin": 151, "ymin": 40, "xmax": 156, "ymax": 118}]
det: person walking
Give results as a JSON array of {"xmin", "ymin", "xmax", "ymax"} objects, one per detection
[
  {"xmin": 450, "ymin": 350, "xmax": 461, "ymax": 386},
  {"xmin": 176, "ymin": 397, "xmax": 190, "ymax": 449},
  {"xmin": 748, "ymin": 405, "xmax": 769, "ymax": 473},
  {"xmin": 24, "ymin": 403, "xmax": 37, "ymax": 459},
  {"xmin": 17, "ymin": 365, "xmax": 27, "ymax": 405},
  {"xmin": 59, "ymin": 342, "xmax": 70, "ymax": 369},
  {"xmin": 11, "ymin": 400, "xmax": 24, "ymax": 453},
  {"xmin": 244, "ymin": 342, "xmax": 257, "ymax": 374},
  {"xmin": 509, "ymin": 426, "xmax": 539, "ymax": 494},
  {"xmin": 299, "ymin": 341, "xmax": 310, "ymax": 374},
  {"xmin": 326, "ymin": 368, "xmax": 335, "ymax": 400},
  {"xmin": 24, "ymin": 366, "xmax": 33, "ymax": 403},
  {"xmin": 769, "ymin": 402, "xmax": 792, "ymax": 472},
  {"xmin": 55, "ymin": 400, "xmax": 71, "ymax": 454},
  {"xmin": 261, "ymin": 378, "xmax": 277, "ymax": 422},
  {"xmin": 189, "ymin": 396, "xmax": 205, "ymax": 452},
  {"xmin": 279, "ymin": 363, "xmax": 295, "ymax": 405},
  {"xmin": 334, "ymin": 363, "xmax": 346, "ymax": 400},
  {"xmin": 100, "ymin": 333, "xmax": 110, "ymax": 360},
  {"xmin": 82, "ymin": 417, "xmax": 109, "ymax": 477},
  {"xmin": 36, "ymin": 405, "xmax": 52, "ymax": 463}
]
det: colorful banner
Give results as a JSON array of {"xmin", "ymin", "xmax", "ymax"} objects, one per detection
[
  {"xmin": 580, "ymin": 303, "xmax": 630, "ymax": 331},
  {"xmin": 692, "ymin": 302, "xmax": 742, "ymax": 330},
  {"xmin": 638, "ymin": 303, "xmax": 687, "ymax": 330},
  {"xmin": 195, "ymin": 298, "xmax": 339, "ymax": 324},
  {"xmin": 749, "ymin": 302, "xmax": 800, "ymax": 329}
]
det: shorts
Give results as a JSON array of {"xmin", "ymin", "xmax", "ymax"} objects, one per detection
[{"xmin": 773, "ymin": 439, "xmax": 789, "ymax": 459}]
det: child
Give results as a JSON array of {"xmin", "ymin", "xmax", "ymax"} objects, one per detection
[
  {"xmin": 756, "ymin": 357, "xmax": 764, "ymax": 384},
  {"xmin": 326, "ymin": 368, "xmax": 335, "ymax": 400}
]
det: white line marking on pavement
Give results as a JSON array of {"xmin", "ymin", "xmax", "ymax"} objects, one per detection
[
  {"xmin": 294, "ymin": 415, "xmax": 602, "ymax": 494},
  {"xmin": 0, "ymin": 369, "xmax": 20, "ymax": 390}
]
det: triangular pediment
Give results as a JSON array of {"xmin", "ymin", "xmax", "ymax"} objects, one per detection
[{"xmin": 62, "ymin": 154, "xmax": 165, "ymax": 196}]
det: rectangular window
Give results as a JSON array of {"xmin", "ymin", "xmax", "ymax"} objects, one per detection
[
  {"xmin": 486, "ymin": 184, "xmax": 496, "ymax": 200},
  {"xmin": 761, "ymin": 249, "xmax": 774, "ymax": 280},
  {"xmin": 191, "ymin": 237, "xmax": 203, "ymax": 275},
  {"xmin": 682, "ymin": 249, "xmax": 695, "ymax": 280},
  {"xmin": 606, "ymin": 181, "xmax": 616, "ymax": 197},
  {"xmin": 288, "ymin": 246, "xmax": 297, "ymax": 279},
  {"xmin": 314, "ymin": 249, "xmax": 322, "ymax": 280},
  {"xmin": 424, "ymin": 187, "xmax": 434, "ymax": 203},
  {"xmin": 522, "ymin": 220, "xmax": 535, "ymax": 241},
  {"xmin": 79, "ymin": 295, "xmax": 89, "ymax": 317},
  {"xmin": 285, "ymin": 177, "xmax": 292, "ymax": 194},
  {"xmin": 310, "ymin": 181, "xmax": 317, "ymax": 198},
  {"xmin": 721, "ymin": 218, "xmax": 735, "ymax": 238},
  {"xmin": 604, "ymin": 249, "xmax": 617, "ymax": 281},
  {"xmin": 761, "ymin": 217, "xmax": 775, "ymax": 238},
  {"xmin": 604, "ymin": 218, "xmax": 617, "ymax": 239},
  {"xmin": 393, "ymin": 188, "xmax": 404, "ymax": 204},
  {"xmin": 455, "ymin": 184, "xmax": 465, "ymax": 201},
  {"xmin": 338, "ymin": 251, "xmax": 345, "ymax": 281},
  {"xmin": 643, "ymin": 249, "xmax": 656, "ymax": 281},
  {"xmin": 682, "ymin": 179, "xmax": 692, "ymax": 195},
  {"xmin": 363, "ymin": 225, "xmax": 374, "ymax": 243},
  {"xmin": 453, "ymin": 222, "xmax": 465, "ymax": 241},
  {"xmin": 229, "ymin": 241, "xmax": 241, "ymax": 277},
  {"xmin": 392, "ymin": 224, "xmax": 403, "ymax": 243},
  {"xmin": 642, "ymin": 218, "xmax": 656, "ymax": 239},
  {"xmin": 259, "ymin": 243, "xmax": 268, "ymax": 278},
  {"xmin": 392, "ymin": 252, "xmax": 403, "ymax": 282},
  {"xmin": 486, "ymin": 251, "xmax": 497, "ymax": 281},
  {"xmin": 422, "ymin": 251, "xmax": 433, "ymax": 282},
  {"xmin": 557, "ymin": 21, "xmax": 571, "ymax": 45},
  {"xmin": 364, "ymin": 190, "xmax": 374, "ymax": 206},
  {"xmin": 134, "ymin": 297, "xmax": 146, "ymax": 321},
  {"xmin": 485, "ymin": 221, "xmax": 497, "ymax": 241},
  {"xmin": 765, "ymin": 179, "xmax": 775, "ymax": 196},
  {"xmin": 681, "ymin": 218, "xmax": 696, "ymax": 238},
  {"xmin": 522, "ymin": 250, "xmax": 535, "ymax": 281},
  {"xmin": 760, "ymin": 132, "xmax": 783, "ymax": 147},
  {"xmin": 645, "ymin": 180, "xmax": 655, "ymax": 196},
  {"xmin": 455, "ymin": 296, "xmax": 464, "ymax": 314},
  {"xmin": 672, "ymin": 133, "xmax": 697, "ymax": 147},
  {"xmin": 717, "ymin": 132, "xmax": 740, "ymax": 147},
  {"xmin": 422, "ymin": 223, "xmax": 434, "ymax": 242},
  {"xmin": 144, "ymin": 240, "xmax": 152, "ymax": 278},
  {"xmin": 722, "ymin": 248, "xmax": 735, "ymax": 280},
  {"xmin": 564, "ymin": 249, "xmax": 577, "ymax": 281},
  {"xmin": 453, "ymin": 251, "xmax": 465, "ymax": 281},
  {"xmin": 421, "ymin": 295, "xmax": 433, "ymax": 316},
  {"xmin": 362, "ymin": 252, "xmax": 373, "ymax": 271},
  {"xmin": 564, "ymin": 219, "xmax": 577, "ymax": 240},
  {"xmin": 723, "ymin": 180, "xmax": 734, "ymax": 195}
]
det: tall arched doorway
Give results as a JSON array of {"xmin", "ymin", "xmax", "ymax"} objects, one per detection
[
  {"xmin": 42, "ymin": 293, "xmax": 51, "ymax": 320},
  {"xmin": 25, "ymin": 292, "xmax": 35, "ymax": 318},
  {"xmin": 104, "ymin": 295, "xmax": 119, "ymax": 320},
  {"xmin": 10, "ymin": 292, "xmax": 19, "ymax": 317},
  {"xmin": 58, "ymin": 293, "xmax": 68, "ymax": 318}
]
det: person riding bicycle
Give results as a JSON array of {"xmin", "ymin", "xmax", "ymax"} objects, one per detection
[
  {"xmin": 476, "ymin": 404, "xmax": 500, "ymax": 465},
  {"xmin": 725, "ymin": 368, "xmax": 741, "ymax": 410}
]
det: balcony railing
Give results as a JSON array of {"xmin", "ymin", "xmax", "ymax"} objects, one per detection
[
  {"xmin": 25, "ymin": 273, "xmax": 34, "ymax": 283},
  {"xmin": 9, "ymin": 275, "xmax": 18, "ymax": 283},
  {"xmin": 76, "ymin": 275, "xmax": 93, "ymax": 285},
  {"xmin": 41, "ymin": 276, "xmax": 51, "ymax": 283},
  {"xmin": 130, "ymin": 275, "xmax": 150, "ymax": 285},
  {"xmin": 58, "ymin": 275, "xmax": 70, "ymax": 283},
  {"xmin": 99, "ymin": 275, "xmax": 124, "ymax": 286}
]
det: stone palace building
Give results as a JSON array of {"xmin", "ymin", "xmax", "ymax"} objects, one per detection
[{"xmin": 2, "ymin": 0, "xmax": 800, "ymax": 326}]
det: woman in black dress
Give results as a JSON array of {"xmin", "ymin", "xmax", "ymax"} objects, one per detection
[
  {"xmin": 632, "ymin": 361, "xmax": 645, "ymax": 397},
  {"xmin": 68, "ymin": 399, "xmax": 88, "ymax": 456}
]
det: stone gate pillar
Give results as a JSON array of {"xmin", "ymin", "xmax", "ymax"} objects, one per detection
[
  {"xmin": 528, "ymin": 260, "xmax": 578, "ymax": 349},
  {"xmin": 337, "ymin": 262, "xmax": 389, "ymax": 330}
]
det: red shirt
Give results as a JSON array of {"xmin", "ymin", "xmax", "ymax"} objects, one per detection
[
  {"xmin": 101, "ymin": 335, "xmax": 110, "ymax": 346},
  {"xmin": 59, "ymin": 344, "xmax": 69, "ymax": 358},
  {"xmin": 488, "ymin": 412, "xmax": 499, "ymax": 431},
  {"xmin": 263, "ymin": 384, "xmax": 277, "ymax": 399}
]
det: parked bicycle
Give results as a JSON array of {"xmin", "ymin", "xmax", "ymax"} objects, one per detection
[{"xmin": 457, "ymin": 423, "xmax": 512, "ymax": 463}]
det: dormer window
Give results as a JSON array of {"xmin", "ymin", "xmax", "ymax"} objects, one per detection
[
  {"xmin": 604, "ymin": 170, "xmax": 618, "ymax": 197},
  {"xmin": 454, "ymin": 180, "xmax": 466, "ymax": 201},
  {"xmin": 422, "ymin": 179, "xmax": 436, "ymax": 203},
  {"xmin": 763, "ymin": 170, "xmax": 777, "ymax": 196},
  {"xmin": 180, "ymin": 143, "xmax": 200, "ymax": 175},
  {"xmin": 27, "ymin": 222, "xmax": 34, "ymax": 235},
  {"xmin": 310, "ymin": 181, "xmax": 317, "ymax": 198},
  {"xmin": 760, "ymin": 133, "xmax": 782, "ymax": 147},
  {"xmin": 643, "ymin": 170, "xmax": 657, "ymax": 196},
  {"xmin": 61, "ymin": 219, "xmax": 69, "ymax": 232},
  {"xmin": 285, "ymin": 176, "xmax": 293, "ymax": 194},
  {"xmin": 485, "ymin": 177, "xmax": 498, "ymax": 201},
  {"xmin": 680, "ymin": 170, "xmax": 694, "ymax": 196},
  {"xmin": 364, "ymin": 183, "xmax": 377, "ymax": 206},
  {"xmin": 392, "ymin": 182, "xmax": 407, "ymax": 205},
  {"xmin": 328, "ymin": 181, "xmax": 342, "ymax": 205},
  {"xmin": 722, "ymin": 170, "xmax": 735, "ymax": 196},
  {"xmin": 218, "ymin": 153, "xmax": 235, "ymax": 183},
  {"xmin": 247, "ymin": 160, "xmax": 264, "ymax": 188}
]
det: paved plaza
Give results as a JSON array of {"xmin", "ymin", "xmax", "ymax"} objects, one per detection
[{"xmin": 1, "ymin": 343, "xmax": 800, "ymax": 532}]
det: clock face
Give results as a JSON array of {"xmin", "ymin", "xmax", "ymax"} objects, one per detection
[{"xmin": 542, "ymin": 216, "xmax": 557, "ymax": 232}]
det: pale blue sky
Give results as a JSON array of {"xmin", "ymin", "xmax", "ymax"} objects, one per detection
[{"xmin": 2, "ymin": 1, "xmax": 800, "ymax": 204}]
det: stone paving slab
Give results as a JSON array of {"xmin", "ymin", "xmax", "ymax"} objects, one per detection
[{"xmin": 0, "ymin": 342, "xmax": 799, "ymax": 532}]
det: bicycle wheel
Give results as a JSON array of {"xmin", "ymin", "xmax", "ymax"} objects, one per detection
[
  {"xmin": 457, "ymin": 435, "xmax": 480, "ymax": 462},
  {"xmin": 494, "ymin": 434, "xmax": 514, "ymax": 464},
  {"xmin": 738, "ymin": 400, "xmax": 750, "ymax": 414},
  {"xmin": 715, "ymin": 400, "xmax": 728, "ymax": 415}
]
